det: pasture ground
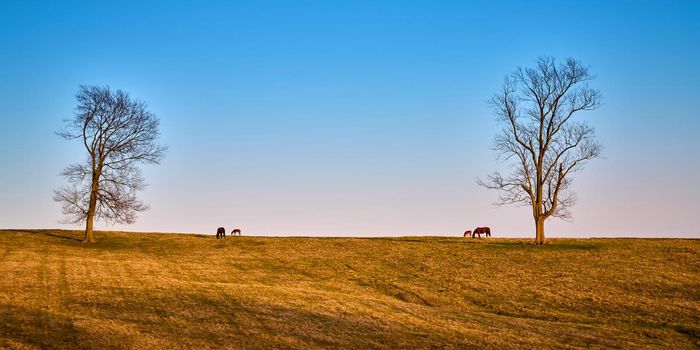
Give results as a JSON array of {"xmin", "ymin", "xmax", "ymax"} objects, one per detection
[{"xmin": 0, "ymin": 229, "xmax": 698, "ymax": 349}]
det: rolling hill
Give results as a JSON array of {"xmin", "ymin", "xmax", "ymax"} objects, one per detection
[{"xmin": 0, "ymin": 229, "xmax": 697, "ymax": 349}]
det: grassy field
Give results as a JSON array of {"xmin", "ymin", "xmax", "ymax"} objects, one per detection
[{"xmin": 0, "ymin": 229, "xmax": 697, "ymax": 349}]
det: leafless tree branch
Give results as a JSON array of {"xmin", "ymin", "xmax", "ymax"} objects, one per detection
[
  {"xmin": 478, "ymin": 57, "xmax": 602, "ymax": 244},
  {"xmin": 55, "ymin": 86, "xmax": 167, "ymax": 242}
]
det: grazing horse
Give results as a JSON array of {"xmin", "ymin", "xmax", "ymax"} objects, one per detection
[
  {"xmin": 463, "ymin": 230, "xmax": 472, "ymax": 237},
  {"xmin": 231, "ymin": 228, "xmax": 241, "ymax": 236},
  {"xmin": 216, "ymin": 227, "xmax": 226, "ymax": 239},
  {"xmin": 472, "ymin": 227, "xmax": 491, "ymax": 238}
]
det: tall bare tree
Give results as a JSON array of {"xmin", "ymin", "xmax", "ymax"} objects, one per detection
[
  {"xmin": 479, "ymin": 57, "xmax": 602, "ymax": 245},
  {"xmin": 55, "ymin": 86, "xmax": 167, "ymax": 243}
]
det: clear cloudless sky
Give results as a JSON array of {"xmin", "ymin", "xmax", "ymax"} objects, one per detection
[{"xmin": 1, "ymin": 0, "xmax": 699, "ymax": 237}]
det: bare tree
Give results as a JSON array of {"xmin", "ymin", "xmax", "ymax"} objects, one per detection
[
  {"xmin": 54, "ymin": 86, "xmax": 167, "ymax": 243},
  {"xmin": 479, "ymin": 57, "xmax": 602, "ymax": 245}
]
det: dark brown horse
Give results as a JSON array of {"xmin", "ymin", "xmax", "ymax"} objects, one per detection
[
  {"xmin": 463, "ymin": 230, "xmax": 472, "ymax": 237},
  {"xmin": 231, "ymin": 228, "xmax": 241, "ymax": 236},
  {"xmin": 216, "ymin": 227, "xmax": 226, "ymax": 239},
  {"xmin": 472, "ymin": 227, "xmax": 491, "ymax": 238}
]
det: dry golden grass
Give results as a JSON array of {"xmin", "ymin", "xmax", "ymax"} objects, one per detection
[{"xmin": 0, "ymin": 229, "xmax": 698, "ymax": 349}]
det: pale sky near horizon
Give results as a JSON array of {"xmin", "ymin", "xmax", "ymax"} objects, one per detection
[{"xmin": 1, "ymin": 1, "xmax": 699, "ymax": 237}]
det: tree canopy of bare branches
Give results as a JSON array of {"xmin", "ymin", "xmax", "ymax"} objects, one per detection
[
  {"xmin": 479, "ymin": 57, "xmax": 602, "ymax": 245},
  {"xmin": 54, "ymin": 86, "xmax": 167, "ymax": 243}
]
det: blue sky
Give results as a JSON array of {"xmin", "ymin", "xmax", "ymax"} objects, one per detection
[{"xmin": 1, "ymin": 1, "xmax": 699, "ymax": 236}]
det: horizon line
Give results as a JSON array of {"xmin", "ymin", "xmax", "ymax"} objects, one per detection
[{"xmin": 2, "ymin": 228, "xmax": 698, "ymax": 239}]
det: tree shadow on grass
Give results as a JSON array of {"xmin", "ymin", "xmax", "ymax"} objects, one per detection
[
  {"xmin": 2, "ymin": 230, "xmax": 152, "ymax": 252},
  {"xmin": 0, "ymin": 304, "xmax": 131, "ymax": 350},
  {"xmin": 482, "ymin": 240, "xmax": 601, "ymax": 251},
  {"xmin": 3, "ymin": 229, "xmax": 83, "ymax": 242},
  {"xmin": 60, "ymin": 290, "xmax": 478, "ymax": 349}
]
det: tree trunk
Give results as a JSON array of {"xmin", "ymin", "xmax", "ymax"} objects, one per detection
[
  {"xmin": 534, "ymin": 216, "xmax": 545, "ymax": 245},
  {"xmin": 84, "ymin": 210, "xmax": 95, "ymax": 243},
  {"xmin": 83, "ymin": 177, "xmax": 98, "ymax": 244}
]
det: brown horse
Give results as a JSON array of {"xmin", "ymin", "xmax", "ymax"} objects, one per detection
[
  {"xmin": 216, "ymin": 227, "xmax": 226, "ymax": 239},
  {"xmin": 463, "ymin": 230, "xmax": 472, "ymax": 237},
  {"xmin": 472, "ymin": 227, "xmax": 491, "ymax": 238},
  {"xmin": 231, "ymin": 228, "xmax": 241, "ymax": 236}
]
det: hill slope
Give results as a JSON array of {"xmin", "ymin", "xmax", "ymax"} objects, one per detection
[{"xmin": 0, "ymin": 230, "xmax": 698, "ymax": 349}]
